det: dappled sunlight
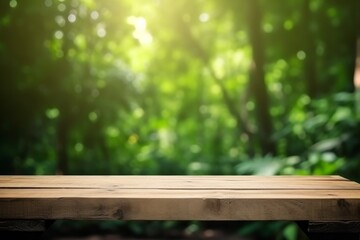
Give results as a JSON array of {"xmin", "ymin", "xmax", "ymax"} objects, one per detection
[
  {"xmin": 198, "ymin": 12, "xmax": 210, "ymax": 23},
  {"xmin": 127, "ymin": 16, "xmax": 153, "ymax": 46},
  {"xmin": 1, "ymin": 0, "xmax": 360, "ymax": 238}
]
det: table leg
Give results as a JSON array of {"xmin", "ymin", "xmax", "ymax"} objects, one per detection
[{"xmin": 0, "ymin": 220, "xmax": 53, "ymax": 240}]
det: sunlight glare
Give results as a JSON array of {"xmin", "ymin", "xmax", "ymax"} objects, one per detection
[
  {"xmin": 54, "ymin": 30, "xmax": 64, "ymax": 39},
  {"xmin": 96, "ymin": 24, "xmax": 106, "ymax": 38},
  {"xmin": 44, "ymin": 0, "xmax": 52, "ymax": 7},
  {"xmin": 55, "ymin": 15, "xmax": 66, "ymax": 27},
  {"xmin": 212, "ymin": 57, "xmax": 225, "ymax": 78},
  {"xmin": 58, "ymin": 3, "xmax": 66, "ymax": 12},
  {"xmin": 88, "ymin": 112, "xmax": 98, "ymax": 122},
  {"xmin": 127, "ymin": 16, "xmax": 153, "ymax": 46},
  {"xmin": 9, "ymin": 0, "xmax": 17, "ymax": 8},
  {"xmin": 199, "ymin": 13, "xmax": 209, "ymax": 22},
  {"xmin": 297, "ymin": 50, "xmax": 306, "ymax": 60},
  {"xmin": 90, "ymin": 11, "xmax": 99, "ymax": 20},
  {"xmin": 68, "ymin": 13, "xmax": 77, "ymax": 23}
]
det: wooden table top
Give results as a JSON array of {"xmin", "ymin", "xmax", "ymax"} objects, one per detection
[{"xmin": 0, "ymin": 175, "xmax": 360, "ymax": 221}]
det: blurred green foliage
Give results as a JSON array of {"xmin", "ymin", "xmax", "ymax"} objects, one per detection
[{"xmin": 1, "ymin": 0, "xmax": 360, "ymax": 239}]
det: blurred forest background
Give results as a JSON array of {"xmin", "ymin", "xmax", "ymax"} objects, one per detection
[{"xmin": 1, "ymin": 0, "xmax": 360, "ymax": 239}]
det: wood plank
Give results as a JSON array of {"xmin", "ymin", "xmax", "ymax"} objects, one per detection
[
  {"xmin": 0, "ymin": 175, "xmax": 359, "ymax": 221},
  {"xmin": 0, "ymin": 175, "xmax": 347, "ymax": 183},
  {"xmin": 0, "ymin": 197, "xmax": 359, "ymax": 221},
  {"xmin": 1, "ymin": 188, "xmax": 360, "ymax": 199},
  {"xmin": 0, "ymin": 176, "xmax": 357, "ymax": 190}
]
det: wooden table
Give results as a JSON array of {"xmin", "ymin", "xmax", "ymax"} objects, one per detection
[{"xmin": 0, "ymin": 175, "xmax": 359, "ymax": 239}]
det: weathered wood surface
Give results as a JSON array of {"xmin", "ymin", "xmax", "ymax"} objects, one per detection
[{"xmin": 0, "ymin": 175, "xmax": 359, "ymax": 221}]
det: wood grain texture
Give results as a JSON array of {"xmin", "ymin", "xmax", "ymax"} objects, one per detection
[
  {"xmin": 0, "ymin": 175, "xmax": 356, "ymax": 189},
  {"xmin": 0, "ymin": 175, "xmax": 359, "ymax": 221}
]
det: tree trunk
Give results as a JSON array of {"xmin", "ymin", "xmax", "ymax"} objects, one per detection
[
  {"xmin": 354, "ymin": 1, "xmax": 360, "ymax": 117},
  {"xmin": 56, "ymin": 113, "xmax": 68, "ymax": 175},
  {"xmin": 303, "ymin": 0, "xmax": 318, "ymax": 98},
  {"xmin": 246, "ymin": 0, "xmax": 275, "ymax": 155},
  {"xmin": 56, "ymin": 3, "xmax": 72, "ymax": 175}
]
